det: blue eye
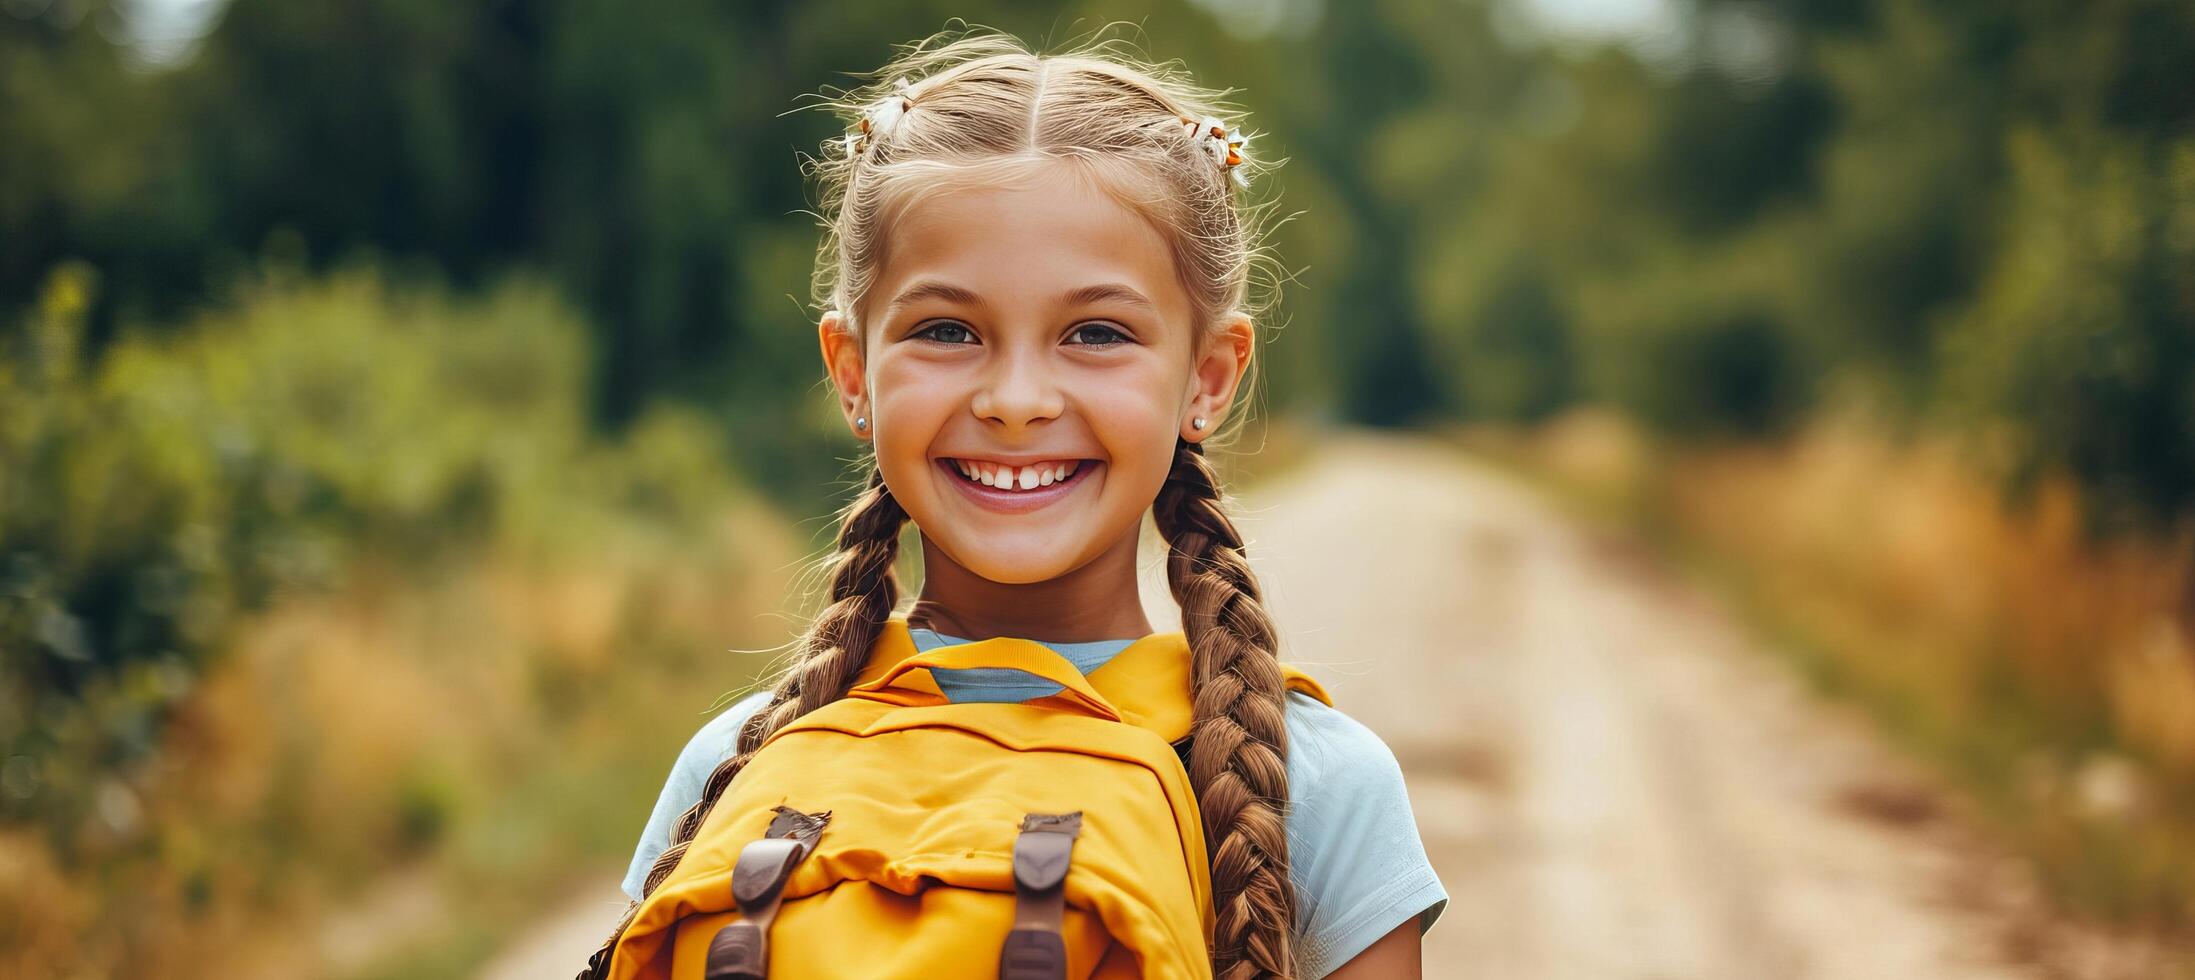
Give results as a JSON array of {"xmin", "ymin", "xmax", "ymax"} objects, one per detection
[
  {"xmin": 1068, "ymin": 322, "xmax": 1130, "ymax": 346},
  {"xmin": 915, "ymin": 321, "xmax": 975, "ymax": 345}
]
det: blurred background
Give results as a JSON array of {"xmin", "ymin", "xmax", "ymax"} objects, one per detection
[{"xmin": 4, "ymin": 0, "xmax": 2193, "ymax": 976}]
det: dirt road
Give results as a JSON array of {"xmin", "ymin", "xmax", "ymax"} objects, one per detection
[{"xmin": 486, "ymin": 433, "xmax": 2174, "ymax": 979}]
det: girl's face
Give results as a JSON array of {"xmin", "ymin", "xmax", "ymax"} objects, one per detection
[{"xmin": 819, "ymin": 167, "xmax": 1252, "ymax": 586}]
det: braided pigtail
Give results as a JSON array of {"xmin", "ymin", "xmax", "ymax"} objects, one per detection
[
  {"xmin": 1153, "ymin": 438, "xmax": 1297, "ymax": 979},
  {"xmin": 577, "ymin": 467, "xmax": 908, "ymax": 979}
]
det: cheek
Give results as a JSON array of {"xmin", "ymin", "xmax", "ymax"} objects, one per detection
[
  {"xmin": 865, "ymin": 358, "xmax": 953, "ymax": 484},
  {"xmin": 1091, "ymin": 390, "xmax": 1177, "ymax": 445},
  {"xmin": 869, "ymin": 357, "xmax": 951, "ymax": 425},
  {"xmin": 1104, "ymin": 354, "xmax": 1188, "ymax": 421},
  {"xmin": 1082, "ymin": 367, "xmax": 1187, "ymax": 477}
]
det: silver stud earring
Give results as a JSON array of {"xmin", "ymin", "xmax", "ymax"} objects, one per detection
[
  {"xmin": 855, "ymin": 415, "xmax": 868, "ymax": 432},
  {"xmin": 1191, "ymin": 416, "xmax": 1207, "ymax": 431}
]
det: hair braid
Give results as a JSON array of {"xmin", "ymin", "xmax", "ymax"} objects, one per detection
[
  {"xmin": 576, "ymin": 467, "xmax": 908, "ymax": 979},
  {"xmin": 1152, "ymin": 438, "xmax": 1297, "ymax": 980}
]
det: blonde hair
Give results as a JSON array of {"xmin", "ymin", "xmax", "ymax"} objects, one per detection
[
  {"xmin": 814, "ymin": 29, "xmax": 1282, "ymax": 356},
  {"xmin": 585, "ymin": 27, "xmax": 1301, "ymax": 980}
]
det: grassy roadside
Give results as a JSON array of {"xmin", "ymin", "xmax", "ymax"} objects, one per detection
[
  {"xmin": 1437, "ymin": 407, "xmax": 2195, "ymax": 946},
  {"xmin": 104, "ymin": 498, "xmax": 809, "ymax": 980},
  {"xmin": 0, "ymin": 267, "xmax": 827, "ymax": 979}
]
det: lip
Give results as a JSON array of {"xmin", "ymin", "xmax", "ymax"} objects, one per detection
[{"xmin": 935, "ymin": 457, "xmax": 1099, "ymax": 515}]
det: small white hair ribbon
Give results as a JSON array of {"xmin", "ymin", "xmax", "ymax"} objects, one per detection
[
  {"xmin": 1182, "ymin": 114, "xmax": 1252, "ymax": 188},
  {"xmin": 846, "ymin": 78, "xmax": 914, "ymax": 159}
]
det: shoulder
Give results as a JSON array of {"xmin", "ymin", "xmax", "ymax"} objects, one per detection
[
  {"xmin": 619, "ymin": 689, "xmax": 772, "ymax": 902},
  {"xmin": 681, "ymin": 689, "xmax": 772, "ymax": 769},
  {"xmin": 656, "ymin": 689, "xmax": 771, "ymax": 802},
  {"xmin": 1281, "ymin": 690, "xmax": 1407, "ymax": 789},
  {"xmin": 1280, "ymin": 690, "xmax": 1420, "ymax": 841},
  {"xmin": 1280, "ymin": 691, "xmax": 1449, "ymax": 979}
]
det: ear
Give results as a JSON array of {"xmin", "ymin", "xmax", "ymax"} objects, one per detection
[
  {"xmin": 817, "ymin": 310, "xmax": 871, "ymax": 440},
  {"xmin": 1182, "ymin": 313, "xmax": 1255, "ymax": 443}
]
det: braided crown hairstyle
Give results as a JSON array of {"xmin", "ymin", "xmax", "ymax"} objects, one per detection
[{"xmin": 583, "ymin": 27, "xmax": 1296, "ymax": 980}]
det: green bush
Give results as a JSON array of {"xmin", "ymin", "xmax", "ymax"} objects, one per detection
[{"xmin": 0, "ymin": 262, "xmax": 736, "ymax": 843}]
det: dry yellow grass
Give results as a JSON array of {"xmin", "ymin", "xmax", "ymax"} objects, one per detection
[
  {"xmin": 1663, "ymin": 417, "xmax": 2195, "ymax": 776},
  {"xmin": 3, "ymin": 494, "xmax": 806, "ymax": 979}
]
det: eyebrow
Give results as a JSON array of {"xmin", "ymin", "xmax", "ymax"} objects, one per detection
[
  {"xmin": 887, "ymin": 279, "xmax": 986, "ymax": 311},
  {"xmin": 1061, "ymin": 282, "xmax": 1158, "ymax": 314},
  {"xmin": 884, "ymin": 279, "xmax": 1159, "ymax": 317}
]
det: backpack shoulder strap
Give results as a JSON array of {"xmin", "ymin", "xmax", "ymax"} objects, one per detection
[
  {"xmin": 1089, "ymin": 632, "xmax": 1336, "ymax": 739},
  {"xmin": 1280, "ymin": 664, "xmax": 1333, "ymax": 706},
  {"xmin": 851, "ymin": 617, "xmax": 1334, "ymax": 741},
  {"xmin": 852, "ymin": 619, "xmax": 923, "ymax": 688}
]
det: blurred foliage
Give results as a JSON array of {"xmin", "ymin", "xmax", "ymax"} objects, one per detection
[
  {"xmin": 5, "ymin": 0, "xmax": 2190, "ymax": 522},
  {"xmin": 0, "ymin": 261, "xmax": 746, "ymax": 835}
]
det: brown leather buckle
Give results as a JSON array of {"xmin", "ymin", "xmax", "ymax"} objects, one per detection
[
  {"xmin": 999, "ymin": 812, "xmax": 1082, "ymax": 980},
  {"xmin": 704, "ymin": 807, "xmax": 830, "ymax": 980}
]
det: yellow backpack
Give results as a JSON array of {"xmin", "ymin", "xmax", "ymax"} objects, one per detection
[{"xmin": 597, "ymin": 618, "xmax": 1330, "ymax": 980}]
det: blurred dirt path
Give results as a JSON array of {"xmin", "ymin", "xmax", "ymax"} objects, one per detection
[
  {"xmin": 1189, "ymin": 433, "xmax": 2166, "ymax": 980},
  {"xmin": 475, "ymin": 883, "xmax": 629, "ymax": 980},
  {"xmin": 486, "ymin": 432, "xmax": 2169, "ymax": 979}
]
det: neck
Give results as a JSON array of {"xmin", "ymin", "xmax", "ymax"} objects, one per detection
[{"xmin": 907, "ymin": 525, "xmax": 1154, "ymax": 643}]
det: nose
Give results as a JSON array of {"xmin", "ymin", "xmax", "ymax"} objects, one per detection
[{"xmin": 968, "ymin": 345, "xmax": 1064, "ymax": 432}]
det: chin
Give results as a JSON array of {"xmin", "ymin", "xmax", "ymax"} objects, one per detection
[{"xmin": 954, "ymin": 550, "xmax": 1086, "ymax": 586}]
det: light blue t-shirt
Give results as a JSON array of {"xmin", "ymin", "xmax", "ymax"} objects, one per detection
[{"xmin": 621, "ymin": 628, "xmax": 1447, "ymax": 978}]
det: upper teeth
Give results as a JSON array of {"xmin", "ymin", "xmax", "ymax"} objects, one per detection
[{"xmin": 953, "ymin": 459, "xmax": 1082, "ymax": 491}]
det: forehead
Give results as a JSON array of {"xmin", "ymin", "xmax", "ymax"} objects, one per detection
[{"xmin": 871, "ymin": 167, "xmax": 1193, "ymax": 324}]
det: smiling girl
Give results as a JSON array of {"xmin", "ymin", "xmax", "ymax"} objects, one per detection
[{"xmin": 589, "ymin": 30, "xmax": 1444, "ymax": 980}]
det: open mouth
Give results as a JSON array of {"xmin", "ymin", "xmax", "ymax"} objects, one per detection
[
  {"xmin": 943, "ymin": 458, "xmax": 1086, "ymax": 491},
  {"xmin": 934, "ymin": 457, "xmax": 1099, "ymax": 513}
]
